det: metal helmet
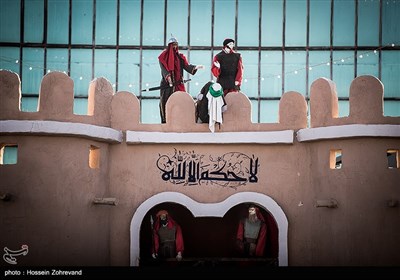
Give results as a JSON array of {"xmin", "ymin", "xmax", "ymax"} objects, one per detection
[{"xmin": 168, "ymin": 36, "xmax": 178, "ymax": 45}]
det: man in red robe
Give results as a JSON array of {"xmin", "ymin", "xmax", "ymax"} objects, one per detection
[
  {"xmin": 158, "ymin": 36, "xmax": 204, "ymax": 123},
  {"xmin": 152, "ymin": 210, "xmax": 184, "ymax": 261},
  {"xmin": 211, "ymin": 38, "xmax": 244, "ymax": 96},
  {"xmin": 236, "ymin": 205, "xmax": 267, "ymax": 257}
]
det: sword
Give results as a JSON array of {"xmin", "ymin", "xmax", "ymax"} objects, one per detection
[{"xmin": 141, "ymin": 79, "xmax": 191, "ymax": 92}]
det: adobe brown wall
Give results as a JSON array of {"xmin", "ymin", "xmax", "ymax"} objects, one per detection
[
  {"xmin": 0, "ymin": 136, "xmax": 111, "ymax": 266},
  {"xmin": 1, "ymin": 70, "xmax": 399, "ymax": 266},
  {"xmin": 290, "ymin": 138, "xmax": 399, "ymax": 265}
]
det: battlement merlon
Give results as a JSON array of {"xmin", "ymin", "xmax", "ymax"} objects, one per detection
[{"xmin": 310, "ymin": 75, "xmax": 399, "ymax": 127}]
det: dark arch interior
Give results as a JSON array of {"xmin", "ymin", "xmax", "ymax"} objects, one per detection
[{"xmin": 139, "ymin": 202, "xmax": 279, "ymax": 266}]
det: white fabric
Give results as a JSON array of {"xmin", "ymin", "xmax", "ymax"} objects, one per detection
[{"xmin": 206, "ymin": 92, "xmax": 224, "ymax": 133}]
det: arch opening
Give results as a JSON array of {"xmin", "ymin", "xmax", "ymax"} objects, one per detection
[{"xmin": 130, "ymin": 192, "xmax": 288, "ymax": 266}]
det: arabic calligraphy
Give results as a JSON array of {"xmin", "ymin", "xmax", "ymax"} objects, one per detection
[
  {"xmin": 3, "ymin": 245, "xmax": 29, "ymax": 265},
  {"xmin": 156, "ymin": 150, "xmax": 260, "ymax": 189}
]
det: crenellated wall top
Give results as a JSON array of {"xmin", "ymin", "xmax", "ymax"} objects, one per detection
[{"xmin": 0, "ymin": 70, "xmax": 399, "ymax": 134}]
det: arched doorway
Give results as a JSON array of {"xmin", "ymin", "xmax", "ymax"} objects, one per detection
[{"xmin": 130, "ymin": 192, "xmax": 288, "ymax": 266}]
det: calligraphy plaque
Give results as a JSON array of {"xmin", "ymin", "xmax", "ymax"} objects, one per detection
[{"xmin": 156, "ymin": 149, "xmax": 260, "ymax": 189}]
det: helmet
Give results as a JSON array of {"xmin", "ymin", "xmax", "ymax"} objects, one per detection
[{"xmin": 168, "ymin": 36, "xmax": 178, "ymax": 45}]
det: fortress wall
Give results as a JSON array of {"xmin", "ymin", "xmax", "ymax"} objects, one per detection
[
  {"xmin": 289, "ymin": 138, "xmax": 400, "ymax": 265},
  {"xmin": 0, "ymin": 136, "xmax": 111, "ymax": 265},
  {"xmin": 1, "ymin": 70, "xmax": 399, "ymax": 266}
]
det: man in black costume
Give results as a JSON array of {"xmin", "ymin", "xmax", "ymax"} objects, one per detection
[{"xmin": 211, "ymin": 38, "xmax": 244, "ymax": 96}]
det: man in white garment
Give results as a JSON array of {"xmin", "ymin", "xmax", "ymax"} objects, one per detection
[{"xmin": 206, "ymin": 82, "xmax": 226, "ymax": 133}]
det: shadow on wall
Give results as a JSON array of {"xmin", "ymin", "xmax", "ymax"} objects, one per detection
[{"xmin": 139, "ymin": 202, "xmax": 278, "ymax": 267}]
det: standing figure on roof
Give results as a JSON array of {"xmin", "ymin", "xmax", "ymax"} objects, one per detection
[
  {"xmin": 152, "ymin": 210, "xmax": 184, "ymax": 261},
  {"xmin": 211, "ymin": 38, "xmax": 244, "ymax": 96},
  {"xmin": 158, "ymin": 35, "xmax": 204, "ymax": 123},
  {"xmin": 236, "ymin": 205, "xmax": 267, "ymax": 257}
]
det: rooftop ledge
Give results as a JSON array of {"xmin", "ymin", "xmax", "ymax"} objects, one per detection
[
  {"xmin": 297, "ymin": 124, "xmax": 400, "ymax": 142},
  {"xmin": 126, "ymin": 130, "xmax": 295, "ymax": 144},
  {"xmin": 1, "ymin": 121, "xmax": 399, "ymax": 144},
  {"xmin": 0, "ymin": 120, "xmax": 123, "ymax": 143}
]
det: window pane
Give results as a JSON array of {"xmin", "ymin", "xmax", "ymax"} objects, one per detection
[
  {"xmin": 22, "ymin": 48, "xmax": 44, "ymax": 95},
  {"xmin": 333, "ymin": 1, "xmax": 355, "ymax": 46},
  {"xmin": 0, "ymin": 47, "xmax": 20, "ymax": 74},
  {"xmin": 167, "ymin": 0, "xmax": 188, "ymax": 46},
  {"xmin": 333, "ymin": 51, "xmax": 354, "ymax": 98},
  {"xmin": 214, "ymin": 0, "xmax": 235, "ymax": 47},
  {"xmin": 21, "ymin": 97, "xmax": 38, "ymax": 112},
  {"xmin": 142, "ymin": 50, "xmax": 162, "ymax": 97},
  {"xmin": 309, "ymin": 51, "xmax": 331, "ymax": 85},
  {"xmin": 241, "ymin": 50, "xmax": 259, "ymax": 98},
  {"xmin": 94, "ymin": 49, "xmax": 116, "ymax": 89},
  {"xmin": 238, "ymin": 0, "xmax": 259, "ymax": 46},
  {"xmin": 46, "ymin": 48, "xmax": 68, "ymax": 74},
  {"xmin": 186, "ymin": 50, "xmax": 212, "ymax": 97},
  {"xmin": 338, "ymin": 100, "xmax": 349, "ymax": 117},
  {"xmin": 141, "ymin": 99, "xmax": 160, "ymax": 124},
  {"xmin": 357, "ymin": 50, "xmax": 378, "ymax": 77},
  {"xmin": 24, "ymin": 0, "xmax": 44, "ymax": 43},
  {"xmin": 119, "ymin": 0, "xmax": 141, "ymax": 45},
  {"xmin": 71, "ymin": 0, "xmax": 93, "ymax": 44},
  {"xmin": 47, "ymin": 0, "xmax": 69, "ymax": 44},
  {"xmin": 358, "ymin": 0, "xmax": 379, "ymax": 46},
  {"xmin": 70, "ymin": 49, "xmax": 92, "ymax": 97},
  {"xmin": 384, "ymin": 101, "xmax": 400, "ymax": 117},
  {"xmin": 118, "ymin": 50, "xmax": 140, "ymax": 94},
  {"xmin": 382, "ymin": 0, "xmax": 400, "ymax": 46},
  {"xmin": 382, "ymin": 51, "xmax": 400, "ymax": 98},
  {"xmin": 74, "ymin": 98, "xmax": 88, "ymax": 115},
  {"xmin": 1, "ymin": 146, "xmax": 18, "ymax": 165},
  {"xmin": 96, "ymin": 0, "xmax": 117, "ymax": 45},
  {"xmin": 143, "ymin": 0, "xmax": 164, "ymax": 46},
  {"xmin": 309, "ymin": 0, "xmax": 330, "ymax": 46},
  {"xmin": 190, "ymin": 0, "xmax": 211, "ymax": 46},
  {"xmin": 260, "ymin": 51, "xmax": 282, "ymax": 98},
  {"xmin": 251, "ymin": 99, "xmax": 258, "ymax": 123},
  {"xmin": 260, "ymin": 100, "xmax": 279, "ymax": 123},
  {"xmin": 0, "ymin": 0, "xmax": 20, "ymax": 42},
  {"xmin": 284, "ymin": 51, "xmax": 306, "ymax": 95},
  {"xmin": 261, "ymin": 0, "xmax": 283, "ymax": 47},
  {"xmin": 286, "ymin": 0, "xmax": 306, "ymax": 47}
]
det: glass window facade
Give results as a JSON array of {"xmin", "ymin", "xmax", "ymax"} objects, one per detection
[
  {"xmin": 0, "ymin": 0, "xmax": 399, "ymax": 123},
  {"xmin": 48, "ymin": 0, "xmax": 69, "ymax": 44}
]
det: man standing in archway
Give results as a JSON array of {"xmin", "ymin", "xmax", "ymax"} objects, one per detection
[
  {"xmin": 151, "ymin": 210, "xmax": 184, "ymax": 261},
  {"xmin": 236, "ymin": 205, "xmax": 267, "ymax": 257}
]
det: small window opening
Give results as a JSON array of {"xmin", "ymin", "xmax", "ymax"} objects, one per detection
[
  {"xmin": 0, "ymin": 144, "xmax": 18, "ymax": 165},
  {"xmin": 387, "ymin": 150, "xmax": 399, "ymax": 169},
  {"xmin": 89, "ymin": 145, "xmax": 100, "ymax": 169},
  {"xmin": 330, "ymin": 149, "xmax": 342, "ymax": 169}
]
